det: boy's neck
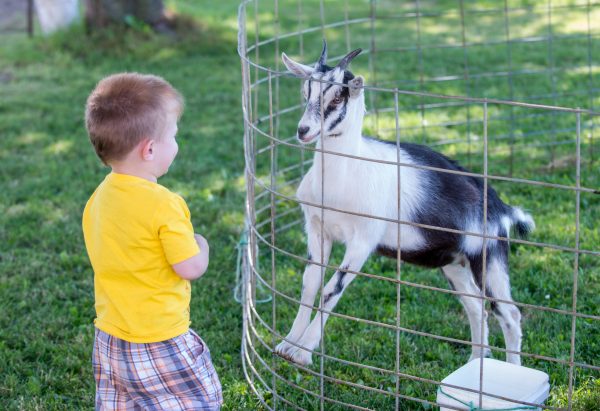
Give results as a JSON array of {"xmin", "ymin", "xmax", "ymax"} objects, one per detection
[{"xmin": 110, "ymin": 164, "xmax": 158, "ymax": 183}]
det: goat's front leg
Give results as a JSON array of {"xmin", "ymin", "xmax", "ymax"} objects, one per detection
[
  {"xmin": 275, "ymin": 227, "xmax": 332, "ymax": 360},
  {"xmin": 285, "ymin": 241, "xmax": 373, "ymax": 366}
]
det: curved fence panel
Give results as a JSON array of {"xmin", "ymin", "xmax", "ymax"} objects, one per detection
[{"xmin": 238, "ymin": 1, "xmax": 600, "ymax": 409}]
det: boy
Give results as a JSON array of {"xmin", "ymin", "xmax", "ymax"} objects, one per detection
[{"xmin": 82, "ymin": 73, "xmax": 223, "ymax": 410}]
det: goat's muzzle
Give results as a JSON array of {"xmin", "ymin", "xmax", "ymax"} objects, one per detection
[{"xmin": 297, "ymin": 126, "xmax": 309, "ymax": 140}]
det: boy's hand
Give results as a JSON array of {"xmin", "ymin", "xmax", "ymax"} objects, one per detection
[
  {"xmin": 194, "ymin": 234, "xmax": 209, "ymax": 255},
  {"xmin": 172, "ymin": 234, "xmax": 210, "ymax": 281}
]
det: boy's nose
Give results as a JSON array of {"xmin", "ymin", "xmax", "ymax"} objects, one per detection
[{"xmin": 297, "ymin": 126, "xmax": 309, "ymax": 139}]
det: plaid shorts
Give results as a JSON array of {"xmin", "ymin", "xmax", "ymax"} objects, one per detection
[{"xmin": 93, "ymin": 328, "xmax": 222, "ymax": 410}]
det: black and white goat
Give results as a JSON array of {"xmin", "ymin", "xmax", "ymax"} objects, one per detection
[{"xmin": 275, "ymin": 42, "xmax": 534, "ymax": 366}]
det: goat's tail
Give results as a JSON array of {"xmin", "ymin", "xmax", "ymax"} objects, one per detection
[{"xmin": 509, "ymin": 207, "xmax": 535, "ymax": 238}]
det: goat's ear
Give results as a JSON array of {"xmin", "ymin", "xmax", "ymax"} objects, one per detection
[
  {"xmin": 349, "ymin": 75, "xmax": 364, "ymax": 98},
  {"xmin": 282, "ymin": 52, "xmax": 314, "ymax": 78}
]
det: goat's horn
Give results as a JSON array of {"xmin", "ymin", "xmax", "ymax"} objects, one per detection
[
  {"xmin": 317, "ymin": 39, "xmax": 328, "ymax": 68},
  {"xmin": 337, "ymin": 48, "xmax": 362, "ymax": 70}
]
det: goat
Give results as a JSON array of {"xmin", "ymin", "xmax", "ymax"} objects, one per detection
[{"xmin": 274, "ymin": 41, "xmax": 535, "ymax": 367}]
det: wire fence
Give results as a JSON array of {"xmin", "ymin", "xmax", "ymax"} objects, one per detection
[
  {"xmin": 0, "ymin": 0, "xmax": 34, "ymax": 37},
  {"xmin": 238, "ymin": 1, "xmax": 599, "ymax": 410}
]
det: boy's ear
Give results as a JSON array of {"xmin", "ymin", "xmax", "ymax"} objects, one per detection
[
  {"xmin": 141, "ymin": 139, "xmax": 155, "ymax": 161},
  {"xmin": 349, "ymin": 75, "xmax": 364, "ymax": 98}
]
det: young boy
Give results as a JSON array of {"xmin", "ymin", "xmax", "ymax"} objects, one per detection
[{"xmin": 82, "ymin": 73, "xmax": 223, "ymax": 410}]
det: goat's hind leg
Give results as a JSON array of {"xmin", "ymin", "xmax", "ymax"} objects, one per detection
[
  {"xmin": 486, "ymin": 255, "xmax": 522, "ymax": 365},
  {"xmin": 275, "ymin": 228, "xmax": 332, "ymax": 360},
  {"xmin": 442, "ymin": 256, "xmax": 491, "ymax": 362}
]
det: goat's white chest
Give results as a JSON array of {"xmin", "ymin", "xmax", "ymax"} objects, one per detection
[
  {"xmin": 297, "ymin": 162, "xmax": 387, "ymax": 242},
  {"xmin": 295, "ymin": 146, "xmax": 427, "ymax": 250}
]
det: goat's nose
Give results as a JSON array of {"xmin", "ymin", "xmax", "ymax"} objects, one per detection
[{"xmin": 297, "ymin": 126, "xmax": 309, "ymax": 139}]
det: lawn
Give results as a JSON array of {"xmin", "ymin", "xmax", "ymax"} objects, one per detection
[
  {"xmin": 0, "ymin": 1, "xmax": 259, "ymax": 409},
  {"xmin": 0, "ymin": 0, "xmax": 598, "ymax": 410}
]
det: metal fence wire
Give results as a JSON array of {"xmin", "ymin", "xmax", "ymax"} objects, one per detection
[
  {"xmin": 0, "ymin": 0, "xmax": 34, "ymax": 37},
  {"xmin": 237, "ymin": 1, "xmax": 599, "ymax": 410}
]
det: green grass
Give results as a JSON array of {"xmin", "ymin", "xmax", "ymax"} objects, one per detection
[
  {"xmin": 550, "ymin": 378, "xmax": 600, "ymax": 411},
  {"xmin": 0, "ymin": 1, "xmax": 256, "ymax": 409},
  {"xmin": 1, "ymin": 1, "xmax": 599, "ymax": 410}
]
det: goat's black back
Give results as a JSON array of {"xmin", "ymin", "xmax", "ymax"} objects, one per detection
[{"xmin": 368, "ymin": 138, "xmax": 512, "ymax": 269}]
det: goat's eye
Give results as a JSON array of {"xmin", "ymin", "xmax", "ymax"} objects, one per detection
[{"xmin": 332, "ymin": 96, "xmax": 342, "ymax": 105}]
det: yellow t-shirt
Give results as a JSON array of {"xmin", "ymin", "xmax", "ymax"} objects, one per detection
[{"xmin": 82, "ymin": 172, "xmax": 200, "ymax": 343}]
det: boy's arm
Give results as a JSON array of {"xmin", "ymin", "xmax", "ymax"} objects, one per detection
[{"xmin": 172, "ymin": 234, "xmax": 210, "ymax": 280}]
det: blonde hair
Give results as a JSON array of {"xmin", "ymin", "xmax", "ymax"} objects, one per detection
[{"xmin": 85, "ymin": 73, "xmax": 183, "ymax": 165}]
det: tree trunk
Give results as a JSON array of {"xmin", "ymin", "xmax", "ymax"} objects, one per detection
[{"xmin": 85, "ymin": 0, "xmax": 164, "ymax": 29}]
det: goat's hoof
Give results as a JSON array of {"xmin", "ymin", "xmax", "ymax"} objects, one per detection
[
  {"xmin": 275, "ymin": 341, "xmax": 294, "ymax": 359},
  {"xmin": 275, "ymin": 341, "xmax": 287, "ymax": 353},
  {"xmin": 274, "ymin": 341, "xmax": 313, "ymax": 366},
  {"xmin": 289, "ymin": 347, "xmax": 313, "ymax": 366},
  {"xmin": 506, "ymin": 355, "xmax": 521, "ymax": 366},
  {"xmin": 468, "ymin": 349, "xmax": 492, "ymax": 363}
]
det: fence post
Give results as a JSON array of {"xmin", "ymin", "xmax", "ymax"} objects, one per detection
[{"xmin": 27, "ymin": 0, "xmax": 34, "ymax": 37}]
